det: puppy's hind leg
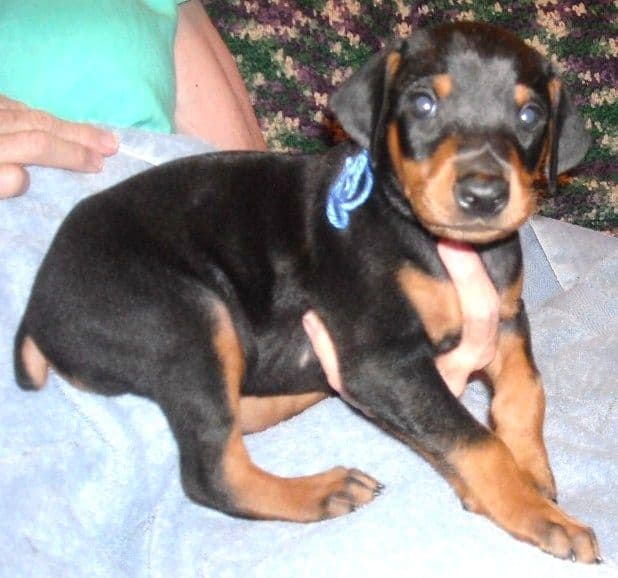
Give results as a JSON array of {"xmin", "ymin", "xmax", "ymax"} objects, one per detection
[{"xmin": 158, "ymin": 300, "xmax": 381, "ymax": 522}]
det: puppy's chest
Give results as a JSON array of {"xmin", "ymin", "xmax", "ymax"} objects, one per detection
[
  {"xmin": 396, "ymin": 249, "xmax": 522, "ymax": 353},
  {"xmin": 397, "ymin": 264, "xmax": 463, "ymax": 352}
]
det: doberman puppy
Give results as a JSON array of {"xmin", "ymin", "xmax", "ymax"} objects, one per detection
[{"xmin": 15, "ymin": 23, "xmax": 600, "ymax": 562}]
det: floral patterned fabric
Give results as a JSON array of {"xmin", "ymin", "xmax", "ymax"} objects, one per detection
[{"xmin": 207, "ymin": 0, "xmax": 617, "ymax": 233}]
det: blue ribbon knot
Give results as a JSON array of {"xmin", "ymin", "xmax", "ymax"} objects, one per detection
[{"xmin": 326, "ymin": 149, "xmax": 374, "ymax": 230}]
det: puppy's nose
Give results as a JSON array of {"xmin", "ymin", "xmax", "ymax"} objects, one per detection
[{"xmin": 455, "ymin": 175, "xmax": 508, "ymax": 217}]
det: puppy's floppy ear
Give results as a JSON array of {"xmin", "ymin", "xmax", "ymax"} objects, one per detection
[
  {"xmin": 330, "ymin": 40, "xmax": 404, "ymax": 155},
  {"xmin": 547, "ymin": 77, "xmax": 591, "ymax": 193}
]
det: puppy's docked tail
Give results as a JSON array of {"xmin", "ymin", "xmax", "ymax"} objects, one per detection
[{"xmin": 14, "ymin": 322, "xmax": 49, "ymax": 390}]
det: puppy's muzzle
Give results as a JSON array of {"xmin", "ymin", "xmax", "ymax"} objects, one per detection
[
  {"xmin": 454, "ymin": 139, "xmax": 510, "ymax": 218},
  {"xmin": 455, "ymin": 174, "xmax": 508, "ymax": 217}
]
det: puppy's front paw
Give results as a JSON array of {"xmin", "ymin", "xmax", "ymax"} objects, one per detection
[{"xmin": 534, "ymin": 508, "xmax": 600, "ymax": 564}]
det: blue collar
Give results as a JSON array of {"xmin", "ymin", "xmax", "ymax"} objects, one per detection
[{"xmin": 326, "ymin": 149, "xmax": 374, "ymax": 230}]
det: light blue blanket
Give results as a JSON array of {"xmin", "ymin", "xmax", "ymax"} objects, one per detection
[{"xmin": 1, "ymin": 130, "xmax": 616, "ymax": 578}]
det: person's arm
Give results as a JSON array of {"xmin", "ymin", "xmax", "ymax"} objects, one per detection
[
  {"xmin": 174, "ymin": 0, "xmax": 266, "ymax": 151},
  {"xmin": 0, "ymin": 95, "xmax": 118, "ymax": 199}
]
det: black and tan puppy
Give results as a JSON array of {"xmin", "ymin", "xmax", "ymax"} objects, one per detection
[{"xmin": 15, "ymin": 23, "xmax": 599, "ymax": 562}]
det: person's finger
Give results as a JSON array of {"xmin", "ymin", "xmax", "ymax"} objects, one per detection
[
  {"xmin": 437, "ymin": 241, "xmax": 499, "ymax": 314},
  {"xmin": 434, "ymin": 351, "xmax": 469, "ymax": 398},
  {"xmin": 437, "ymin": 240, "xmax": 500, "ymax": 365},
  {"xmin": 434, "ymin": 240, "xmax": 501, "ymax": 396},
  {"xmin": 0, "ymin": 130, "xmax": 105, "ymax": 172},
  {"xmin": 0, "ymin": 107, "xmax": 118, "ymax": 155},
  {"xmin": 302, "ymin": 310, "xmax": 343, "ymax": 394},
  {"xmin": 0, "ymin": 164, "xmax": 29, "ymax": 198}
]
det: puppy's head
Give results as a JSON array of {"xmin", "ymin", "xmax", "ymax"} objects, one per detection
[{"xmin": 330, "ymin": 22, "xmax": 590, "ymax": 243}]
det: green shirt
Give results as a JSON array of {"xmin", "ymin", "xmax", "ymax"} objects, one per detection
[{"xmin": 0, "ymin": 0, "xmax": 185, "ymax": 132}]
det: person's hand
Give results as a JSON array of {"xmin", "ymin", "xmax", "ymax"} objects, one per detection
[
  {"xmin": 0, "ymin": 95, "xmax": 118, "ymax": 198},
  {"xmin": 302, "ymin": 310, "xmax": 343, "ymax": 392},
  {"xmin": 435, "ymin": 240, "xmax": 500, "ymax": 397},
  {"xmin": 302, "ymin": 241, "xmax": 500, "ymax": 400}
]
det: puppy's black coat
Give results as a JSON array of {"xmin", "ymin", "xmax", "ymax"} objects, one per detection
[{"xmin": 15, "ymin": 23, "xmax": 600, "ymax": 562}]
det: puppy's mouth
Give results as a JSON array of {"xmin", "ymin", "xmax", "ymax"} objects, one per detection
[
  {"xmin": 412, "ymin": 166, "xmax": 535, "ymax": 244},
  {"xmin": 413, "ymin": 176, "xmax": 531, "ymax": 243},
  {"xmin": 419, "ymin": 218, "xmax": 518, "ymax": 244}
]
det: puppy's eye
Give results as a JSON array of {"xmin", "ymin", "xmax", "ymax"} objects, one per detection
[
  {"xmin": 412, "ymin": 93, "xmax": 438, "ymax": 119},
  {"xmin": 518, "ymin": 103, "xmax": 542, "ymax": 128}
]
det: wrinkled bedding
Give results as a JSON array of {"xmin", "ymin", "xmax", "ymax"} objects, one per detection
[{"xmin": 1, "ymin": 129, "xmax": 616, "ymax": 578}]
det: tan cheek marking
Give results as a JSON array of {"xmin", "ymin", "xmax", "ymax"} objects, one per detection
[
  {"xmin": 397, "ymin": 265, "xmax": 462, "ymax": 345},
  {"xmin": 422, "ymin": 137, "xmax": 459, "ymax": 199},
  {"xmin": 505, "ymin": 149, "xmax": 538, "ymax": 227},
  {"xmin": 433, "ymin": 74, "xmax": 453, "ymax": 99},
  {"xmin": 515, "ymin": 84, "xmax": 532, "ymax": 108},
  {"xmin": 387, "ymin": 121, "xmax": 406, "ymax": 179},
  {"xmin": 408, "ymin": 137, "xmax": 460, "ymax": 226},
  {"xmin": 499, "ymin": 271, "xmax": 523, "ymax": 321},
  {"xmin": 387, "ymin": 123, "xmax": 460, "ymax": 226}
]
